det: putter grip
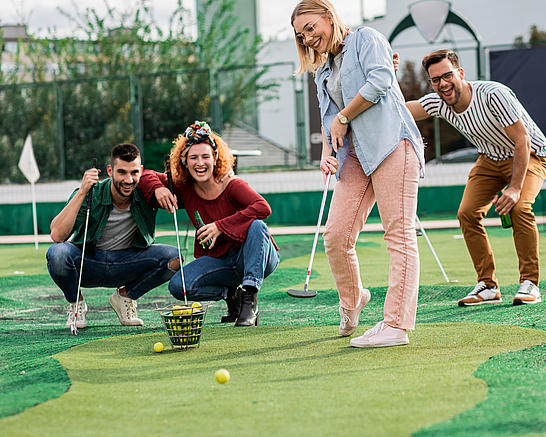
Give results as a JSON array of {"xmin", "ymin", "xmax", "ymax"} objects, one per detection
[{"xmin": 87, "ymin": 158, "xmax": 97, "ymax": 210}]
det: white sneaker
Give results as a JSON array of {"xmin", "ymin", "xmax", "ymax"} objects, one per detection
[
  {"xmin": 65, "ymin": 300, "xmax": 87, "ymax": 329},
  {"xmin": 513, "ymin": 280, "xmax": 541, "ymax": 305},
  {"xmin": 339, "ymin": 288, "xmax": 371, "ymax": 336},
  {"xmin": 109, "ymin": 290, "xmax": 144, "ymax": 326},
  {"xmin": 458, "ymin": 281, "xmax": 502, "ymax": 306},
  {"xmin": 350, "ymin": 321, "xmax": 409, "ymax": 348}
]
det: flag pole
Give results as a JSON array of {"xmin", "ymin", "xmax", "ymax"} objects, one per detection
[{"xmin": 31, "ymin": 181, "xmax": 38, "ymax": 250}]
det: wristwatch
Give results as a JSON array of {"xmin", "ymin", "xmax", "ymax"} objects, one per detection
[{"xmin": 337, "ymin": 113, "xmax": 349, "ymax": 125}]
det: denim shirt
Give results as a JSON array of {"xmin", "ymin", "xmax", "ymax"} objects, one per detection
[
  {"xmin": 69, "ymin": 178, "xmax": 157, "ymax": 250},
  {"xmin": 315, "ymin": 26, "xmax": 425, "ymax": 177}
]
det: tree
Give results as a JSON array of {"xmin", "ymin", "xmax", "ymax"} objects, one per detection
[
  {"xmin": 0, "ymin": 0, "xmax": 277, "ymax": 180},
  {"xmin": 514, "ymin": 25, "xmax": 546, "ymax": 47}
]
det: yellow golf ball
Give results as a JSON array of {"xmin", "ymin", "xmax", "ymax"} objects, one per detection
[
  {"xmin": 153, "ymin": 342, "xmax": 164, "ymax": 353},
  {"xmin": 172, "ymin": 305, "xmax": 185, "ymax": 315},
  {"xmin": 191, "ymin": 302, "xmax": 202, "ymax": 313},
  {"xmin": 215, "ymin": 368, "xmax": 230, "ymax": 384}
]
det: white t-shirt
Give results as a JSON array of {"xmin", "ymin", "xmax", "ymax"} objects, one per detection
[{"xmin": 419, "ymin": 81, "xmax": 546, "ymax": 161}]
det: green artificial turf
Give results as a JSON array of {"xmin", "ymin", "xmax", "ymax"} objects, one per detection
[
  {"xmin": 1, "ymin": 324, "xmax": 544, "ymax": 437},
  {"xmin": 0, "ymin": 228, "xmax": 545, "ymax": 436}
]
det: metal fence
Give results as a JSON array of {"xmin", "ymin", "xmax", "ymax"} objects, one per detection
[{"xmin": 1, "ymin": 63, "xmax": 305, "ymax": 183}]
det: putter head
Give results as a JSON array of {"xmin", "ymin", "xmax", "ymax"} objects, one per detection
[
  {"xmin": 286, "ymin": 288, "xmax": 317, "ymax": 298},
  {"xmin": 70, "ymin": 322, "xmax": 78, "ymax": 335}
]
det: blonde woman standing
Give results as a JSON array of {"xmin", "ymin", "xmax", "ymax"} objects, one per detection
[{"xmin": 291, "ymin": 0, "xmax": 425, "ymax": 347}]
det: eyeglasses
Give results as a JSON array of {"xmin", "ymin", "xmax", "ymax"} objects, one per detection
[
  {"xmin": 429, "ymin": 68, "xmax": 460, "ymax": 85},
  {"xmin": 295, "ymin": 16, "xmax": 321, "ymax": 45}
]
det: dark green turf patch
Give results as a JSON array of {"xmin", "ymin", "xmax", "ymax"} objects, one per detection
[{"xmin": 414, "ymin": 343, "xmax": 546, "ymax": 437}]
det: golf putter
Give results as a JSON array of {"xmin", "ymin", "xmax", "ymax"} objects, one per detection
[
  {"xmin": 71, "ymin": 158, "xmax": 96, "ymax": 335},
  {"xmin": 165, "ymin": 156, "xmax": 188, "ymax": 305},
  {"xmin": 287, "ymin": 151, "xmax": 336, "ymax": 298}
]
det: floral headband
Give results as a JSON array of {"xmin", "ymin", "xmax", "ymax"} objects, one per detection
[{"xmin": 180, "ymin": 121, "xmax": 218, "ymax": 165}]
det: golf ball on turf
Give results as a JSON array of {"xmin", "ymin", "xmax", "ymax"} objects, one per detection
[
  {"xmin": 215, "ymin": 369, "xmax": 230, "ymax": 384},
  {"xmin": 154, "ymin": 342, "xmax": 164, "ymax": 353}
]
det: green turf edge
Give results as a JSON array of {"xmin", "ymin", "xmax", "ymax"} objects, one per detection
[{"xmin": 1, "ymin": 323, "xmax": 544, "ymax": 437}]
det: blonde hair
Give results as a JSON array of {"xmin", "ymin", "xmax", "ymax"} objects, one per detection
[
  {"xmin": 169, "ymin": 130, "xmax": 235, "ymax": 187},
  {"xmin": 291, "ymin": 0, "xmax": 349, "ymax": 74}
]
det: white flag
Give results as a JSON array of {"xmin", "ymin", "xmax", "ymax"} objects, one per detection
[
  {"xmin": 18, "ymin": 135, "xmax": 40, "ymax": 183},
  {"xmin": 410, "ymin": 0, "xmax": 451, "ymax": 43}
]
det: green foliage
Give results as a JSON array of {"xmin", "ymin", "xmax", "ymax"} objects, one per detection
[
  {"xmin": 0, "ymin": 0, "xmax": 277, "ymax": 181},
  {"xmin": 514, "ymin": 25, "xmax": 546, "ymax": 47}
]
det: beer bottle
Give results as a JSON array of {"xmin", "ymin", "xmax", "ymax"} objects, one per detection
[
  {"xmin": 194, "ymin": 211, "xmax": 212, "ymax": 249},
  {"xmin": 497, "ymin": 192, "xmax": 512, "ymax": 229}
]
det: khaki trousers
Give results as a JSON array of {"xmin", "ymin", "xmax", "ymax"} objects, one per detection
[
  {"xmin": 323, "ymin": 140, "xmax": 420, "ymax": 330},
  {"xmin": 457, "ymin": 154, "xmax": 546, "ymax": 288}
]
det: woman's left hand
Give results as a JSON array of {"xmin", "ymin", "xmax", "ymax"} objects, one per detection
[
  {"xmin": 330, "ymin": 117, "xmax": 348, "ymax": 152},
  {"xmin": 196, "ymin": 222, "xmax": 222, "ymax": 249}
]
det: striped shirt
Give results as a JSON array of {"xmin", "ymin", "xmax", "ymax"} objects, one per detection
[{"xmin": 419, "ymin": 81, "xmax": 546, "ymax": 161}]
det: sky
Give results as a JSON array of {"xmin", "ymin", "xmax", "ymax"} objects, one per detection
[{"xmin": 0, "ymin": 0, "xmax": 386, "ymax": 41}]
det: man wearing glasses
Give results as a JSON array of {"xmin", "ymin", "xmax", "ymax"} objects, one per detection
[{"xmin": 404, "ymin": 49, "xmax": 546, "ymax": 307}]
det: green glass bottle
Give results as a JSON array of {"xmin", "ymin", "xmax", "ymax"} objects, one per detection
[
  {"xmin": 497, "ymin": 192, "xmax": 512, "ymax": 229},
  {"xmin": 194, "ymin": 211, "xmax": 212, "ymax": 249}
]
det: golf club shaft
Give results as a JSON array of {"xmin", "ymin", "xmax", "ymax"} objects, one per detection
[
  {"xmin": 304, "ymin": 171, "xmax": 332, "ymax": 290},
  {"xmin": 415, "ymin": 216, "xmax": 450, "ymax": 283},
  {"xmin": 165, "ymin": 159, "xmax": 188, "ymax": 305},
  {"xmin": 73, "ymin": 158, "xmax": 97, "ymax": 334},
  {"xmin": 172, "ymin": 209, "xmax": 188, "ymax": 305}
]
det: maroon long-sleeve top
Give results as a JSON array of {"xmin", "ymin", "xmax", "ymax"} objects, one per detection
[{"xmin": 140, "ymin": 170, "xmax": 278, "ymax": 258}]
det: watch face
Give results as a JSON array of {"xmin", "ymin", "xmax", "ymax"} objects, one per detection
[{"xmin": 338, "ymin": 114, "xmax": 348, "ymax": 124}]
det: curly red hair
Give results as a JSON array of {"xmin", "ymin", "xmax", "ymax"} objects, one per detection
[{"xmin": 169, "ymin": 130, "xmax": 235, "ymax": 188}]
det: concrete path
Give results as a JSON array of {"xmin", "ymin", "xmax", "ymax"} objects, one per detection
[{"xmin": 2, "ymin": 217, "xmax": 545, "ymax": 244}]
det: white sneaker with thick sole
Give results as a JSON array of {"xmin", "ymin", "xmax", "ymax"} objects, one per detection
[
  {"xmin": 339, "ymin": 288, "xmax": 371, "ymax": 336},
  {"xmin": 65, "ymin": 300, "xmax": 88, "ymax": 329},
  {"xmin": 513, "ymin": 280, "xmax": 541, "ymax": 305},
  {"xmin": 350, "ymin": 321, "xmax": 409, "ymax": 348},
  {"xmin": 458, "ymin": 281, "xmax": 502, "ymax": 306},
  {"xmin": 109, "ymin": 290, "xmax": 143, "ymax": 326}
]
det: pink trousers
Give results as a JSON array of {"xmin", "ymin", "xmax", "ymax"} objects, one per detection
[{"xmin": 323, "ymin": 140, "xmax": 420, "ymax": 330}]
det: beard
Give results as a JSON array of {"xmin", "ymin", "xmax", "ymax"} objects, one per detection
[
  {"xmin": 439, "ymin": 83, "xmax": 462, "ymax": 107},
  {"xmin": 112, "ymin": 177, "xmax": 136, "ymax": 198}
]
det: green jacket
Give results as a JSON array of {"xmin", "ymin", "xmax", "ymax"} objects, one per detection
[{"xmin": 70, "ymin": 178, "xmax": 157, "ymax": 249}]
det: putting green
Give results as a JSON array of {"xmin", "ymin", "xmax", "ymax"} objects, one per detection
[{"xmin": 1, "ymin": 323, "xmax": 544, "ymax": 437}]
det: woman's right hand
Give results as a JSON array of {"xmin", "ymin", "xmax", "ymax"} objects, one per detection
[
  {"xmin": 320, "ymin": 155, "xmax": 339, "ymax": 182},
  {"xmin": 155, "ymin": 187, "xmax": 178, "ymax": 213}
]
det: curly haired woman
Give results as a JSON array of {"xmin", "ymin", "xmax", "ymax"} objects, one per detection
[{"xmin": 140, "ymin": 121, "xmax": 279, "ymax": 326}]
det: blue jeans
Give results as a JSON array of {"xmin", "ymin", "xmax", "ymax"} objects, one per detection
[
  {"xmin": 46, "ymin": 242, "xmax": 179, "ymax": 302},
  {"xmin": 169, "ymin": 220, "xmax": 279, "ymax": 301}
]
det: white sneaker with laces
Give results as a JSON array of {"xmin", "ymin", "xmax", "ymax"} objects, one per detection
[
  {"xmin": 350, "ymin": 321, "xmax": 409, "ymax": 348},
  {"xmin": 65, "ymin": 300, "xmax": 88, "ymax": 329},
  {"xmin": 339, "ymin": 289, "xmax": 371, "ymax": 336},
  {"xmin": 513, "ymin": 280, "xmax": 541, "ymax": 305},
  {"xmin": 109, "ymin": 290, "xmax": 144, "ymax": 326},
  {"xmin": 458, "ymin": 281, "xmax": 502, "ymax": 306}
]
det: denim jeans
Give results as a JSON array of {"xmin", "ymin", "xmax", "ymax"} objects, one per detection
[
  {"xmin": 169, "ymin": 220, "xmax": 280, "ymax": 301},
  {"xmin": 46, "ymin": 242, "xmax": 179, "ymax": 302}
]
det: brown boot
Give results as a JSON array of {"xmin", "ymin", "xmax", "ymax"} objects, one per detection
[
  {"xmin": 235, "ymin": 286, "xmax": 259, "ymax": 327},
  {"xmin": 221, "ymin": 285, "xmax": 242, "ymax": 323}
]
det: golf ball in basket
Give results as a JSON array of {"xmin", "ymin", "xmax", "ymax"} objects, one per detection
[
  {"xmin": 153, "ymin": 342, "xmax": 164, "ymax": 353},
  {"xmin": 215, "ymin": 368, "xmax": 230, "ymax": 384},
  {"xmin": 172, "ymin": 305, "xmax": 185, "ymax": 315},
  {"xmin": 191, "ymin": 302, "xmax": 202, "ymax": 313}
]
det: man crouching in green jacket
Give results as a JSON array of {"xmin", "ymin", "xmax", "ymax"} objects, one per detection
[{"xmin": 47, "ymin": 143, "xmax": 180, "ymax": 330}]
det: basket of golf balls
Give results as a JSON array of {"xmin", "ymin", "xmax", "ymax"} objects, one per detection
[{"xmin": 157, "ymin": 302, "xmax": 209, "ymax": 350}]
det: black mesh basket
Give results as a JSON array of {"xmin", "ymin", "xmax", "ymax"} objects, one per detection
[{"xmin": 155, "ymin": 303, "xmax": 209, "ymax": 350}]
